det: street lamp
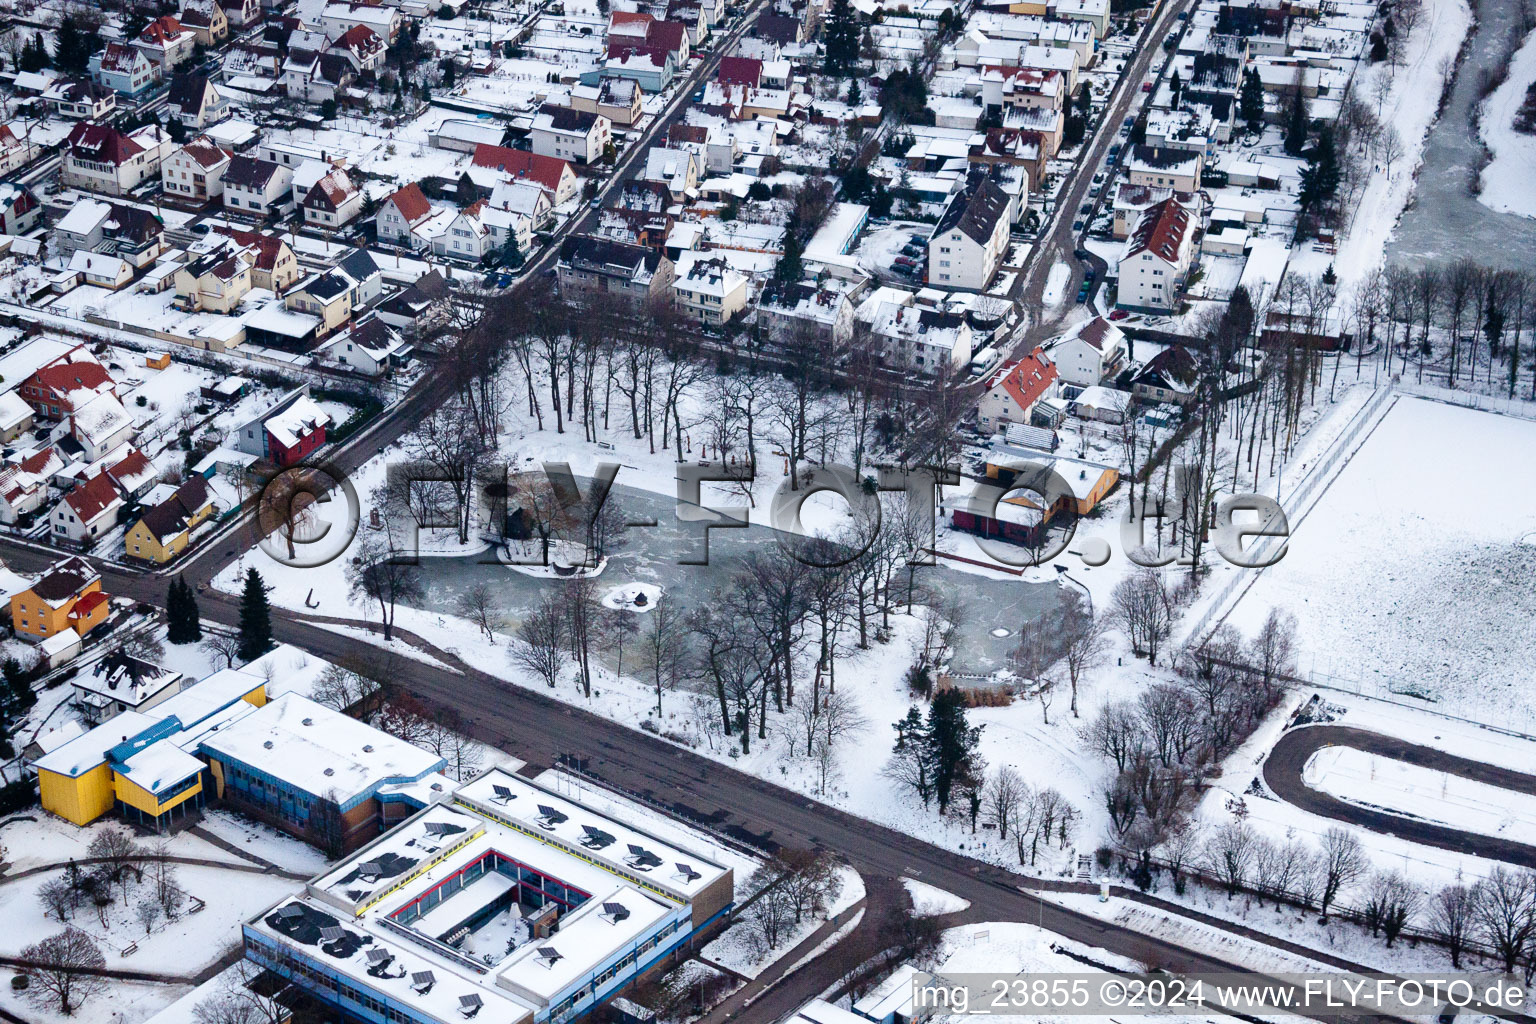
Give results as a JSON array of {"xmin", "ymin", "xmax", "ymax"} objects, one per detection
[{"xmin": 1054, "ymin": 563, "xmax": 1092, "ymax": 616}]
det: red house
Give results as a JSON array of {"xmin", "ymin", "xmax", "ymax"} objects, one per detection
[
  {"xmin": 262, "ymin": 394, "xmax": 330, "ymax": 466},
  {"xmin": 22, "ymin": 347, "xmax": 116, "ymax": 421}
]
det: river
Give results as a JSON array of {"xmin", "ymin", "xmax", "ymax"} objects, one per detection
[{"xmin": 1385, "ymin": 0, "xmax": 1536, "ymax": 268}]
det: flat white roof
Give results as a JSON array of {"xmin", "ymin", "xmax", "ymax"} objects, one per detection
[{"xmin": 200, "ymin": 692, "xmax": 445, "ymax": 801}]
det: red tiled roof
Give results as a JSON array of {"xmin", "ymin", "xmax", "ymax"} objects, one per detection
[
  {"xmin": 717, "ymin": 56, "xmax": 762, "ymax": 86},
  {"xmin": 1126, "ymin": 197, "xmax": 1192, "ymax": 263},
  {"xmin": 383, "ymin": 182, "xmax": 431, "ymax": 224},
  {"xmin": 67, "ymin": 589, "xmax": 109, "ymax": 619},
  {"xmin": 64, "ymin": 472, "xmax": 121, "ymax": 523},
  {"xmin": 333, "ymin": 24, "xmax": 381, "ymax": 51},
  {"xmin": 470, "ymin": 145, "xmax": 570, "ymax": 194},
  {"xmin": 30, "ymin": 358, "xmax": 114, "ymax": 400},
  {"xmin": 65, "ymin": 122, "xmax": 143, "ymax": 167},
  {"xmin": 995, "ymin": 347, "xmax": 1058, "ymax": 413},
  {"xmin": 140, "ymin": 16, "xmax": 188, "ymax": 44}
]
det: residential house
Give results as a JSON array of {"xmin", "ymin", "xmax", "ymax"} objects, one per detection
[
  {"xmin": 866, "ymin": 299, "xmax": 975, "ymax": 374},
  {"xmin": 21, "ymin": 349, "xmax": 115, "ymax": 421},
  {"xmin": 162, "ymin": 137, "xmax": 234, "ymax": 203},
  {"xmin": 672, "ymin": 253, "xmax": 748, "ymax": 327},
  {"xmin": 1111, "ymin": 183, "xmax": 1198, "ymax": 240},
  {"xmin": 430, "ymin": 201, "xmax": 491, "ymax": 262},
  {"xmin": 0, "ymin": 457, "xmax": 46, "ymax": 524},
  {"xmin": 225, "ymin": 231, "xmax": 300, "ymax": 293},
  {"xmin": 179, "ymin": 0, "xmax": 229, "ymax": 45},
  {"xmin": 300, "ymin": 167, "xmax": 363, "ymax": 228},
  {"xmin": 219, "ymin": 0, "xmax": 262, "ymax": 29},
  {"xmin": 1130, "ymin": 345, "xmax": 1200, "ymax": 405},
  {"xmin": 0, "ymin": 392, "xmax": 34, "ymax": 443},
  {"xmin": 166, "ymin": 73, "xmax": 229, "ymax": 128},
  {"xmin": 319, "ymin": 2, "xmax": 400, "ymax": 42},
  {"xmin": 70, "ymin": 652, "xmax": 184, "ymax": 724},
  {"xmin": 1068, "ymin": 385, "xmax": 1132, "ymax": 423},
  {"xmin": 642, "ymin": 146, "xmax": 699, "ymax": 203},
  {"xmin": 374, "ymin": 270, "xmax": 449, "ymax": 333},
  {"xmin": 530, "ymin": 104, "xmax": 611, "ymax": 165},
  {"xmin": 927, "ymin": 174, "xmax": 1011, "ymax": 290},
  {"xmin": 469, "ymin": 145, "xmax": 579, "ymax": 206},
  {"xmin": 65, "ymin": 250, "xmax": 135, "ymax": 290},
  {"xmin": 42, "ymin": 80, "xmax": 116, "ymax": 120},
  {"xmin": 133, "ymin": 17, "xmax": 198, "ymax": 73},
  {"xmin": 487, "ymin": 179, "xmax": 551, "ymax": 234},
  {"xmin": 557, "ymin": 235, "xmax": 675, "ymax": 306},
  {"xmin": 1117, "ymin": 198, "xmax": 1196, "ymax": 313},
  {"xmin": 376, "ymin": 183, "xmax": 434, "ymax": 247},
  {"xmin": 717, "ymin": 55, "xmax": 762, "ymax": 87},
  {"xmin": 62, "ymin": 122, "xmax": 170, "ymax": 197},
  {"xmin": 104, "ymin": 447, "xmax": 158, "ymax": 500},
  {"xmin": 599, "ymin": 45, "xmax": 676, "ymax": 93},
  {"xmin": 284, "ymin": 271, "xmax": 353, "ymax": 338},
  {"xmin": 568, "ymin": 79, "xmax": 643, "ymax": 127},
  {"xmin": 329, "ymin": 25, "xmax": 386, "ymax": 74},
  {"xmin": 90, "ymin": 43, "xmax": 159, "ymax": 96},
  {"xmin": 976, "ymin": 347, "xmax": 1059, "ymax": 431},
  {"xmin": 221, "ymin": 156, "xmax": 294, "ymax": 217},
  {"xmin": 757, "ymin": 278, "xmax": 864, "ymax": 349},
  {"xmin": 325, "ymin": 316, "xmax": 408, "ymax": 376},
  {"xmin": 71, "ymin": 392, "xmax": 136, "ymax": 461},
  {"xmin": 52, "ymin": 199, "xmax": 113, "ymax": 257},
  {"xmin": 98, "ymin": 205, "xmax": 164, "ymax": 269},
  {"xmin": 175, "ymin": 243, "xmax": 253, "ymax": 313},
  {"xmin": 125, "ymin": 476, "xmax": 215, "ymax": 564},
  {"xmin": 1047, "ymin": 316, "xmax": 1125, "ymax": 387},
  {"xmin": 10, "ymin": 556, "xmax": 110, "ymax": 640},
  {"xmin": 0, "ymin": 182, "xmax": 40, "ymax": 235},
  {"xmin": 52, "ymin": 472, "xmax": 124, "ymax": 547},
  {"xmin": 234, "ymin": 388, "xmax": 330, "ymax": 465},
  {"xmin": 1126, "ymin": 145, "xmax": 1203, "ymax": 192}
]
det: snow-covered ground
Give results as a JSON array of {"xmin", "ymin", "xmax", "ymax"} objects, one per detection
[
  {"xmin": 700, "ymin": 865, "xmax": 863, "ymax": 978},
  {"xmin": 1305, "ymin": 745, "xmax": 1536, "ymax": 846},
  {"xmin": 1222, "ymin": 396, "xmax": 1536, "ymax": 715},
  {"xmin": 1041, "ymin": 262, "xmax": 1072, "ymax": 307},
  {"xmin": 1477, "ymin": 26, "xmax": 1536, "ymax": 218},
  {"xmin": 903, "ymin": 878, "xmax": 971, "ymax": 917}
]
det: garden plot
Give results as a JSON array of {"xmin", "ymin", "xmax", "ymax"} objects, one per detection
[
  {"xmin": 1304, "ymin": 746, "xmax": 1536, "ymax": 846},
  {"xmin": 1223, "ymin": 397, "xmax": 1536, "ymax": 720}
]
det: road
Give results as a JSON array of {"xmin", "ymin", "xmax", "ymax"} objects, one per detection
[
  {"xmin": 1266, "ymin": 725, "xmax": 1536, "ymax": 870},
  {"xmin": 1005, "ymin": 0, "xmax": 1193, "ymax": 351}
]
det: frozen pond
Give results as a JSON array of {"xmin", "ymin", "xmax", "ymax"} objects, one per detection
[
  {"xmin": 1387, "ymin": 0, "xmax": 1536, "ymax": 269},
  {"xmin": 405, "ymin": 484, "xmax": 1070, "ymax": 676}
]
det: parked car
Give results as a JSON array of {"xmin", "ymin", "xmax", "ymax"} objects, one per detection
[
  {"xmin": 1080, "ymin": 203, "xmax": 1093, "ymax": 215},
  {"xmin": 1109, "ymin": 308, "xmax": 1131, "ymax": 320},
  {"xmin": 895, "ymin": 254, "xmax": 917, "ymax": 267},
  {"xmin": 909, "ymin": 233, "xmax": 928, "ymax": 247},
  {"xmin": 1142, "ymin": 81, "xmax": 1153, "ymax": 92},
  {"xmin": 1072, "ymin": 220, "xmax": 1085, "ymax": 231}
]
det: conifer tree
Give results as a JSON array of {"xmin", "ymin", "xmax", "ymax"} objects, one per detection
[{"xmin": 236, "ymin": 569, "xmax": 274, "ymax": 663}]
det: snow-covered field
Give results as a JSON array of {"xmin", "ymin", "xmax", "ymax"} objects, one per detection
[
  {"xmin": 1305, "ymin": 745, "xmax": 1536, "ymax": 846},
  {"xmin": 1478, "ymin": 27, "xmax": 1536, "ymax": 218},
  {"xmin": 1223, "ymin": 397, "xmax": 1536, "ymax": 716},
  {"xmin": 904, "ymin": 878, "xmax": 971, "ymax": 917}
]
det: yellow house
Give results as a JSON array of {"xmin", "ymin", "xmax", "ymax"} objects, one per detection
[
  {"xmin": 983, "ymin": 449, "xmax": 1120, "ymax": 516},
  {"xmin": 32, "ymin": 669, "xmax": 267, "ymax": 829},
  {"xmin": 10, "ymin": 555, "xmax": 109, "ymax": 640},
  {"xmin": 125, "ymin": 476, "xmax": 216, "ymax": 564}
]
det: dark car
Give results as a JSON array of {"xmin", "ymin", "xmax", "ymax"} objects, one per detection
[
  {"xmin": 1072, "ymin": 220, "xmax": 1085, "ymax": 231},
  {"xmin": 1080, "ymin": 203, "xmax": 1092, "ymax": 215}
]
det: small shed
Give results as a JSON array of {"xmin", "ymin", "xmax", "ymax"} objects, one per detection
[
  {"xmin": 39, "ymin": 628, "xmax": 82, "ymax": 669},
  {"xmin": 145, "ymin": 352, "xmax": 171, "ymax": 369}
]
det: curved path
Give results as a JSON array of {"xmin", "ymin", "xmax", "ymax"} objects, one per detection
[{"xmin": 1265, "ymin": 725, "xmax": 1536, "ymax": 869}]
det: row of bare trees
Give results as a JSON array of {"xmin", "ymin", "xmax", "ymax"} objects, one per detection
[
  {"xmin": 1184, "ymin": 822, "xmax": 1536, "ymax": 971},
  {"xmin": 1086, "ymin": 608, "xmax": 1298, "ymax": 849}
]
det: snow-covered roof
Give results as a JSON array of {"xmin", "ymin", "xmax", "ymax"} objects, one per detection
[
  {"xmin": 71, "ymin": 392, "xmax": 133, "ymax": 446},
  {"xmin": 199, "ymin": 692, "xmax": 444, "ymax": 802},
  {"xmin": 262, "ymin": 393, "xmax": 331, "ymax": 448},
  {"xmin": 0, "ymin": 390, "xmax": 32, "ymax": 432},
  {"xmin": 33, "ymin": 710, "xmax": 162, "ymax": 778}
]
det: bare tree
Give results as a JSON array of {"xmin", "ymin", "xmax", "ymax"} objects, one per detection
[
  {"xmin": 1110, "ymin": 569, "xmax": 1173, "ymax": 665},
  {"xmin": 985, "ymin": 767, "xmax": 1029, "ymax": 840},
  {"xmin": 1251, "ymin": 607, "xmax": 1298, "ymax": 700},
  {"xmin": 1059, "ymin": 595, "xmax": 1106, "ymax": 717},
  {"xmin": 455, "ymin": 582, "xmax": 502, "ymax": 640},
  {"xmin": 809, "ymin": 689, "xmax": 866, "ymax": 794},
  {"xmin": 135, "ymin": 896, "xmax": 162, "ymax": 934},
  {"xmin": 1362, "ymin": 870, "xmax": 1421, "ymax": 947},
  {"xmin": 1429, "ymin": 882, "xmax": 1480, "ymax": 968},
  {"xmin": 1475, "ymin": 866, "xmax": 1536, "ymax": 973},
  {"xmin": 511, "ymin": 594, "xmax": 567, "ymax": 688},
  {"xmin": 637, "ymin": 600, "xmax": 687, "ymax": 715},
  {"xmin": 310, "ymin": 664, "xmax": 379, "ymax": 715},
  {"xmin": 20, "ymin": 928, "xmax": 107, "ymax": 1015},
  {"xmin": 347, "ymin": 534, "xmax": 424, "ymax": 641},
  {"xmin": 1206, "ymin": 820, "xmax": 1258, "ymax": 897},
  {"xmin": 37, "ymin": 877, "xmax": 76, "ymax": 922},
  {"xmin": 1318, "ymin": 826, "xmax": 1369, "ymax": 919},
  {"xmin": 192, "ymin": 959, "xmax": 289, "ymax": 1024},
  {"xmin": 1082, "ymin": 701, "xmax": 1145, "ymax": 771},
  {"xmin": 201, "ymin": 631, "xmax": 242, "ymax": 669}
]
